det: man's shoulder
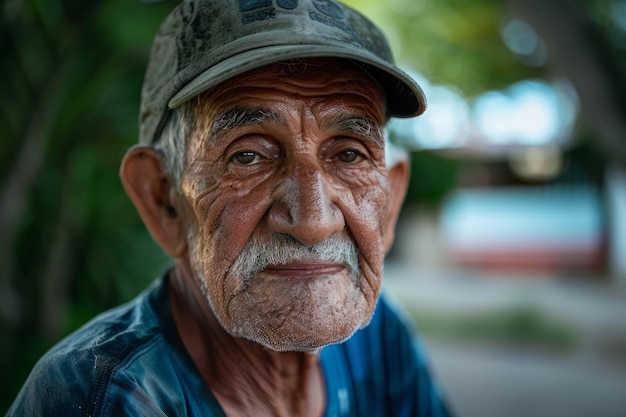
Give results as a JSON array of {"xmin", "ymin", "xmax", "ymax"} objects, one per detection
[
  {"xmin": 325, "ymin": 292, "xmax": 453, "ymax": 416},
  {"xmin": 47, "ymin": 279, "xmax": 165, "ymax": 366},
  {"xmin": 323, "ymin": 292, "xmax": 419, "ymax": 379},
  {"xmin": 7, "ymin": 280, "xmax": 173, "ymax": 416}
]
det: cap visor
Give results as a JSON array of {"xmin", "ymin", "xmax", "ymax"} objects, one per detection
[{"xmin": 169, "ymin": 44, "xmax": 426, "ymax": 118}]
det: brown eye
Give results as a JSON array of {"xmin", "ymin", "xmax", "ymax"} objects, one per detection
[
  {"xmin": 337, "ymin": 149, "xmax": 360, "ymax": 163},
  {"xmin": 232, "ymin": 151, "xmax": 259, "ymax": 165}
]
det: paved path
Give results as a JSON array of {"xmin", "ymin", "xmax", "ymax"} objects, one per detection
[
  {"xmin": 426, "ymin": 341, "xmax": 626, "ymax": 417},
  {"xmin": 382, "ymin": 262, "xmax": 626, "ymax": 417}
]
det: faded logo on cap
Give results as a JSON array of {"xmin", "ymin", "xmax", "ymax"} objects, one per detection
[{"xmin": 239, "ymin": 0, "xmax": 354, "ymax": 37}]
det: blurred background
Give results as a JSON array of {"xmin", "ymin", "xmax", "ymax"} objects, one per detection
[{"xmin": 1, "ymin": 0, "xmax": 625, "ymax": 415}]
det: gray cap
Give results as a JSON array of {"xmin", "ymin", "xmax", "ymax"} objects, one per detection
[{"xmin": 139, "ymin": 0, "xmax": 427, "ymax": 145}]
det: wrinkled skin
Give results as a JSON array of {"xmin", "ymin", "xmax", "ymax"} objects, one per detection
[
  {"xmin": 120, "ymin": 58, "xmax": 408, "ymax": 417},
  {"xmin": 180, "ymin": 60, "xmax": 389, "ymax": 352}
]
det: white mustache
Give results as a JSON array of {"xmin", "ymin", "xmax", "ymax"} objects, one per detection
[{"xmin": 231, "ymin": 233, "xmax": 360, "ymax": 283}]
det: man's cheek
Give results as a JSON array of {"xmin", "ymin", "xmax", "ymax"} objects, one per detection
[{"xmin": 353, "ymin": 199, "xmax": 388, "ymax": 260}]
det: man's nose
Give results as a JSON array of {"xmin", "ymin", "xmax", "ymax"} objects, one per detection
[{"xmin": 267, "ymin": 163, "xmax": 345, "ymax": 245}]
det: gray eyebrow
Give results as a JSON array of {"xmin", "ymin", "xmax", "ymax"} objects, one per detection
[
  {"xmin": 207, "ymin": 106, "xmax": 383, "ymax": 147},
  {"xmin": 209, "ymin": 106, "xmax": 281, "ymax": 143},
  {"xmin": 322, "ymin": 113, "xmax": 384, "ymax": 148}
]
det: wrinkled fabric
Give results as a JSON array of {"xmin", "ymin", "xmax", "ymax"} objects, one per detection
[{"xmin": 7, "ymin": 274, "xmax": 452, "ymax": 417}]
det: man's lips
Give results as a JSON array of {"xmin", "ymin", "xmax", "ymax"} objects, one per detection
[{"xmin": 262, "ymin": 262, "xmax": 346, "ymax": 278}]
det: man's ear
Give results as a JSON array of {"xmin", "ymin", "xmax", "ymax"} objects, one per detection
[
  {"xmin": 120, "ymin": 145, "xmax": 188, "ymax": 258},
  {"xmin": 383, "ymin": 157, "xmax": 410, "ymax": 254}
]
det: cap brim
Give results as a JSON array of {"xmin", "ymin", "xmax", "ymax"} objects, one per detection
[{"xmin": 168, "ymin": 44, "xmax": 426, "ymax": 118}]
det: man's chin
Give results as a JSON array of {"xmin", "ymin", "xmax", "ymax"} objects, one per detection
[
  {"xmin": 242, "ymin": 327, "xmax": 360, "ymax": 353},
  {"xmin": 215, "ymin": 269, "xmax": 378, "ymax": 352},
  {"xmin": 227, "ymin": 302, "xmax": 374, "ymax": 353}
]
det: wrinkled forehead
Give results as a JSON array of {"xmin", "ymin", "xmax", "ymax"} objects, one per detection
[{"xmin": 190, "ymin": 58, "xmax": 387, "ymax": 131}]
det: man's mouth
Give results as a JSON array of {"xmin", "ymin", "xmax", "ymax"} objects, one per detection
[
  {"xmin": 231, "ymin": 232, "xmax": 360, "ymax": 283},
  {"xmin": 262, "ymin": 262, "xmax": 347, "ymax": 278}
]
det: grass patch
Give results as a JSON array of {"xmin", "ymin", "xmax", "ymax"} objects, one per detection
[{"xmin": 409, "ymin": 306, "xmax": 579, "ymax": 351}]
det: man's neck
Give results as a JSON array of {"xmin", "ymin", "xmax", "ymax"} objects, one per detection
[{"xmin": 168, "ymin": 265, "xmax": 326, "ymax": 417}]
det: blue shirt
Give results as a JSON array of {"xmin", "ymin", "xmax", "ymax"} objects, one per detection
[{"xmin": 7, "ymin": 275, "xmax": 452, "ymax": 416}]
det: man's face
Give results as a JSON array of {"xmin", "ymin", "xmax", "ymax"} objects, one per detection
[{"xmin": 178, "ymin": 59, "xmax": 390, "ymax": 352}]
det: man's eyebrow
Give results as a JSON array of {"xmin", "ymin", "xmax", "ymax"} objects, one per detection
[
  {"xmin": 209, "ymin": 106, "xmax": 281, "ymax": 141},
  {"xmin": 323, "ymin": 113, "xmax": 384, "ymax": 148}
]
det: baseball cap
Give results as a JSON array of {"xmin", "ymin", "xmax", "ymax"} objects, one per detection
[{"xmin": 139, "ymin": 0, "xmax": 427, "ymax": 145}]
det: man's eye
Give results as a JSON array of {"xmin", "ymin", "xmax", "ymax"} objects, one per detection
[
  {"xmin": 232, "ymin": 151, "xmax": 259, "ymax": 165},
  {"xmin": 337, "ymin": 149, "xmax": 361, "ymax": 163}
]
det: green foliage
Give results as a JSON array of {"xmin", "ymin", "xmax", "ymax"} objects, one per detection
[
  {"xmin": 0, "ymin": 0, "xmax": 173, "ymax": 411},
  {"xmin": 406, "ymin": 151, "xmax": 459, "ymax": 206},
  {"xmin": 343, "ymin": 0, "xmax": 544, "ymax": 96}
]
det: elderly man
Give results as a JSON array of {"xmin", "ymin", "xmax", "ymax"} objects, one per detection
[{"xmin": 8, "ymin": 0, "xmax": 452, "ymax": 416}]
